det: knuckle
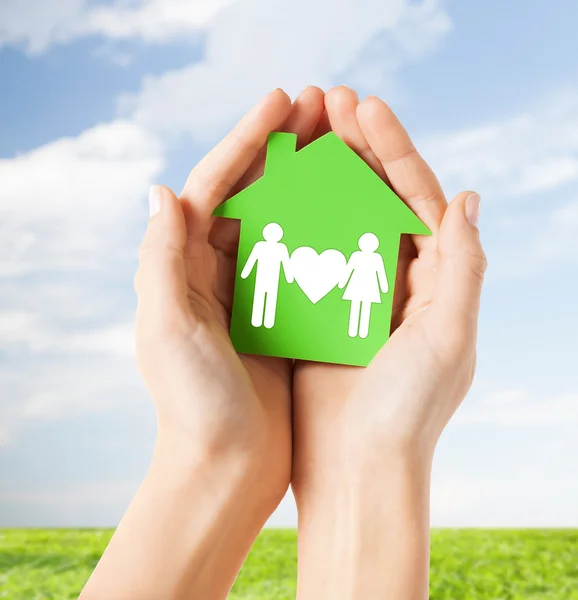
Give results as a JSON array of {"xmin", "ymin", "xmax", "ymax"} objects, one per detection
[
  {"xmin": 467, "ymin": 250, "xmax": 488, "ymax": 283},
  {"xmin": 138, "ymin": 240, "xmax": 183, "ymax": 264},
  {"xmin": 194, "ymin": 173, "xmax": 230, "ymax": 206},
  {"xmin": 229, "ymin": 128, "xmax": 263, "ymax": 157},
  {"xmin": 445, "ymin": 249, "xmax": 487, "ymax": 284},
  {"xmin": 183, "ymin": 128, "xmax": 263, "ymax": 209}
]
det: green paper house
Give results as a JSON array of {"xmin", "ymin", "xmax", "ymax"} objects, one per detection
[{"xmin": 214, "ymin": 131, "xmax": 429, "ymax": 367}]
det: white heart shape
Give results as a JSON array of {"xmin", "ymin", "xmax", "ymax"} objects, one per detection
[{"xmin": 291, "ymin": 247, "xmax": 347, "ymax": 304}]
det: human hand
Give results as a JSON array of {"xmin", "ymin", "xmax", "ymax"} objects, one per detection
[
  {"xmin": 293, "ymin": 85, "xmax": 486, "ymax": 477},
  {"xmin": 82, "ymin": 88, "xmax": 328, "ymax": 600},
  {"xmin": 135, "ymin": 86, "xmax": 325, "ymax": 515},
  {"xmin": 291, "ymin": 86, "xmax": 486, "ymax": 599}
]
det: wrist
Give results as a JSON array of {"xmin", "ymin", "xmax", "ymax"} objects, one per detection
[
  {"xmin": 294, "ymin": 440, "xmax": 433, "ymax": 510},
  {"xmin": 295, "ymin": 451, "xmax": 432, "ymax": 600},
  {"xmin": 153, "ymin": 426, "xmax": 286, "ymax": 520},
  {"xmin": 87, "ymin": 424, "xmax": 278, "ymax": 600}
]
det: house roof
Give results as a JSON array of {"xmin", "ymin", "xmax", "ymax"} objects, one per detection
[{"xmin": 214, "ymin": 132, "xmax": 430, "ymax": 236}]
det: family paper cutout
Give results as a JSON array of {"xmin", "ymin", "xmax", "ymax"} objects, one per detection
[
  {"xmin": 242, "ymin": 224, "xmax": 388, "ymax": 339},
  {"xmin": 213, "ymin": 131, "xmax": 430, "ymax": 367}
]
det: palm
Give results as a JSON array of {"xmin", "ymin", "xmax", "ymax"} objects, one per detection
[{"xmin": 186, "ymin": 216, "xmax": 292, "ymax": 405}]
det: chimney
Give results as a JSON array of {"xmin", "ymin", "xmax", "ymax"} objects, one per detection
[{"xmin": 265, "ymin": 132, "xmax": 297, "ymax": 176}]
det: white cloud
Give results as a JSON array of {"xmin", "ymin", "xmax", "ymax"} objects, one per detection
[
  {"xmin": 422, "ymin": 90, "xmax": 578, "ymax": 200},
  {"xmin": 0, "ymin": 0, "xmax": 83, "ymax": 55},
  {"xmin": 2, "ymin": 0, "xmax": 577, "ymax": 531},
  {"xmin": 0, "ymin": 311, "xmax": 37, "ymax": 346},
  {"xmin": 0, "ymin": 0, "xmax": 238, "ymax": 54},
  {"xmin": 0, "ymin": 290, "xmax": 138, "ymax": 437},
  {"xmin": 0, "ymin": 120, "xmax": 163, "ymax": 276},
  {"xmin": 0, "ymin": 0, "xmax": 452, "ymax": 443},
  {"xmin": 125, "ymin": 0, "xmax": 452, "ymax": 141},
  {"xmin": 420, "ymin": 91, "xmax": 578, "ymax": 271},
  {"xmin": 0, "ymin": 129, "xmax": 146, "ymax": 436},
  {"xmin": 0, "ymin": 310, "xmax": 134, "ymax": 357},
  {"xmin": 0, "ymin": 339, "xmax": 144, "ymax": 440},
  {"xmin": 84, "ymin": 0, "xmax": 239, "ymax": 43},
  {"xmin": 19, "ymin": 355, "xmax": 142, "ymax": 421},
  {"xmin": 1, "ymin": 0, "xmax": 453, "ymax": 277},
  {"xmin": 455, "ymin": 388, "xmax": 578, "ymax": 426}
]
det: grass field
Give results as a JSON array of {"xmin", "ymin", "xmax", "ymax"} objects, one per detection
[{"xmin": 1, "ymin": 529, "xmax": 577, "ymax": 599}]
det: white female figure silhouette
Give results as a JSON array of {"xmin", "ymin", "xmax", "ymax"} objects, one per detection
[
  {"xmin": 241, "ymin": 223, "xmax": 294, "ymax": 329},
  {"xmin": 338, "ymin": 233, "xmax": 389, "ymax": 339}
]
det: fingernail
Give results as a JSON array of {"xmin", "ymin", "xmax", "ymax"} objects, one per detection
[
  {"xmin": 465, "ymin": 193, "xmax": 481, "ymax": 228},
  {"xmin": 149, "ymin": 185, "xmax": 162, "ymax": 218}
]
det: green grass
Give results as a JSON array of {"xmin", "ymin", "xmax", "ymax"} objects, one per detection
[{"xmin": 1, "ymin": 529, "xmax": 577, "ymax": 599}]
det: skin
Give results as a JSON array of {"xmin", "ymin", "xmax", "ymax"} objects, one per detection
[
  {"xmin": 81, "ymin": 87, "xmax": 326, "ymax": 600},
  {"xmin": 81, "ymin": 86, "xmax": 486, "ymax": 600},
  {"xmin": 292, "ymin": 87, "xmax": 487, "ymax": 599}
]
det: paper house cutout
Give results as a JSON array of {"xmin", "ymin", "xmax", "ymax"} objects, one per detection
[{"xmin": 213, "ymin": 132, "xmax": 430, "ymax": 367}]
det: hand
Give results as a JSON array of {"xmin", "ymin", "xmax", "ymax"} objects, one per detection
[
  {"xmin": 135, "ymin": 87, "xmax": 324, "ymax": 505},
  {"xmin": 83, "ymin": 87, "xmax": 326, "ymax": 598},
  {"xmin": 83, "ymin": 88, "xmax": 327, "ymax": 600},
  {"xmin": 293, "ymin": 85, "xmax": 486, "ymax": 475},
  {"xmin": 291, "ymin": 87, "xmax": 486, "ymax": 598}
]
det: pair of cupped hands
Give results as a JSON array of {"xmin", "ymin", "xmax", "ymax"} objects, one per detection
[{"xmin": 135, "ymin": 84, "xmax": 485, "ymax": 551}]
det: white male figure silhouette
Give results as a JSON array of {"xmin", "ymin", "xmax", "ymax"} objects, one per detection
[{"xmin": 241, "ymin": 223, "xmax": 294, "ymax": 329}]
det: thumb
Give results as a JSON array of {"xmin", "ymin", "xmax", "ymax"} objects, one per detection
[
  {"xmin": 426, "ymin": 191, "xmax": 487, "ymax": 354},
  {"xmin": 134, "ymin": 185, "xmax": 188, "ymax": 329}
]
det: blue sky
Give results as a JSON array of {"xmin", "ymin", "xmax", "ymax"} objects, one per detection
[{"xmin": 1, "ymin": 0, "xmax": 577, "ymax": 527}]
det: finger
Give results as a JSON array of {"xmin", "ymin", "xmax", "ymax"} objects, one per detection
[
  {"xmin": 135, "ymin": 185, "xmax": 189, "ymax": 330},
  {"xmin": 356, "ymin": 96, "xmax": 447, "ymax": 247},
  {"xmin": 284, "ymin": 85, "xmax": 326, "ymax": 148},
  {"xmin": 180, "ymin": 89, "xmax": 292, "ymax": 234},
  {"xmin": 324, "ymin": 86, "xmax": 386, "ymax": 178},
  {"xmin": 310, "ymin": 109, "xmax": 331, "ymax": 141},
  {"xmin": 425, "ymin": 192, "xmax": 487, "ymax": 357},
  {"xmin": 210, "ymin": 86, "xmax": 326, "ymax": 259},
  {"xmin": 236, "ymin": 86, "xmax": 325, "ymax": 191}
]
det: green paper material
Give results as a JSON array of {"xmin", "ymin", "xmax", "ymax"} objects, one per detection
[{"xmin": 213, "ymin": 131, "xmax": 430, "ymax": 367}]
